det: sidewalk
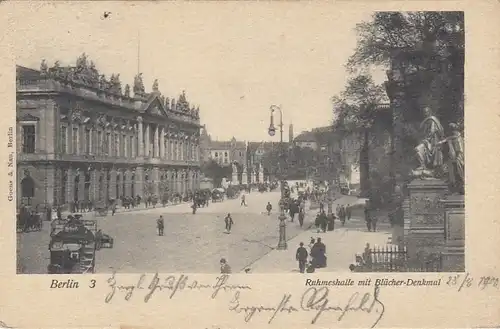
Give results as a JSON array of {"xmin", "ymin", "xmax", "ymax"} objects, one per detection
[{"xmin": 248, "ymin": 221, "xmax": 392, "ymax": 273}]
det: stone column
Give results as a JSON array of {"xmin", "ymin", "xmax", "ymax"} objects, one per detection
[
  {"xmin": 108, "ymin": 169, "xmax": 116, "ymax": 200},
  {"xmin": 145, "ymin": 123, "xmax": 150, "ymax": 158},
  {"xmin": 176, "ymin": 170, "xmax": 181, "ymax": 193},
  {"xmin": 154, "ymin": 125, "xmax": 159, "ymax": 158},
  {"xmin": 90, "ymin": 169, "xmax": 97, "ymax": 202},
  {"xmin": 406, "ymin": 179, "xmax": 448, "ymax": 269},
  {"xmin": 66, "ymin": 167, "xmax": 74, "ymax": 206},
  {"xmin": 137, "ymin": 117, "xmax": 144, "ymax": 157},
  {"xmin": 78, "ymin": 170, "xmax": 85, "ymax": 202},
  {"xmin": 160, "ymin": 127, "xmax": 165, "ymax": 158},
  {"xmin": 152, "ymin": 167, "xmax": 160, "ymax": 196},
  {"xmin": 165, "ymin": 134, "xmax": 170, "ymax": 160},
  {"xmin": 135, "ymin": 167, "xmax": 144, "ymax": 199}
]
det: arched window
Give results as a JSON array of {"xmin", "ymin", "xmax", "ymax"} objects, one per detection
[
  {"xmin": 84, "ymin": 172, "xmax": 91, "ymax": 202},
  {"xmin": 21, "ymin": 176, "xmax": 35, "ymax": 198}
]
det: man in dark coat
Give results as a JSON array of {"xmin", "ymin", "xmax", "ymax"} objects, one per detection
[
  {"xmin": 296, "ymin": 242, "xmax": 308, "ymax": 273},
  {"xmin": 320, "ymin": 211, "xmax": 328, "ymax": 233},
  {"xmin": 157, "ymin": 215, "xmax": 164, "ymax": 236},
  {"xmin": 327, "ymin": 212, "xmax": 335, "ymax": 231},
  {"xmin": 364, "ymin": 207, "xmax": 371, "ymax": 232},
  {"xmin": 225, "ymin": 213, "xmax": 234, "ymax": 233},
  {"xmin": 346, "ymin": 204, "xmax": 352, "ymax": 221},
  {"xmin": 311, "ymin": 237, "xmax": 327, "ymax": 268}
]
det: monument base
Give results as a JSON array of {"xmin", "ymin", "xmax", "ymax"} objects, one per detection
[
  {"xmin": 407, "ymin": 178, "xmax": 448, "ymax": 270},
  {"xmin": 441, "ymin": 194, "xmax": 465, "ymax": 272}
]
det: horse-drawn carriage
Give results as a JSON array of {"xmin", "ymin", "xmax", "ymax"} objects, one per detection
[
  {"xmin": 48, "ymin": 217, "xmax": 98, "ymax": 274},
  {"xmin": 194, "ymin": 189, "xmax": 210, "ymax": 208},
  {"xmin": 93, "ymin": 202, "xmax": 108, "ymax": 216},
  {"xmin": 48, "ymin": 214, "xmax": 114, "ymax": 274},
  {"xmin": 211, "ymin": 188, "xmax": 225, "ymax": 203},
  {"xmin": 16, "ymin": 206, "xmax": 43, "ymax": 233}
]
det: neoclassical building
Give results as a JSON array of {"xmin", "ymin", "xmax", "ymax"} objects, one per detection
[{"xmin": 16, "ymin": 54, "xmax": 203, "ymax": 207}]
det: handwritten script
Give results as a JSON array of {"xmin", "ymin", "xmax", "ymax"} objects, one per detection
[
  {"xmin": 105, "ymin": 273, "xmax": 251, "ymax": 303},
  {"xmin": 229, "ymin": 285, "xmax": 384, "ymax": 328}
]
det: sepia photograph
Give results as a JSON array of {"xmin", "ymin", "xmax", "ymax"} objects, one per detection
[
  {"xmin": 15, "ymin": 10, "xmax": 465, "ymax": 275},
  {"xmin": 3, "ymin": 2, "xmax": 500, "ymax": 329}
]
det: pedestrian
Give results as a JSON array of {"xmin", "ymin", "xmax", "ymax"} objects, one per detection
[
  {"xmin": 314, "ymin": 214, "xmax": 321, "ymax": 233},
  {"xmin": 327, "ymin": 212, "xmax": 335, "ymax": 231},
  {"xmin": 220, "ymin": 258, "xmax": 232, "ymax": 273},
  {"xmin": 157, "ymin": 215, "xmax": 164, "ymax": 236},
  {"xmin": 225, "ymin": 213, "xmax": 234, "ymax": 233},
  {"xmin": 320, "ymin": 211, "xmax": 327, "ymax": 233},
  {"xmin": 340, "ymin": 205, "xmax": 346, "ymax": 226},
  {"xmin": 192, "ymin": 202, "xmax": 197, "ymax": 214},
  {"xmin": 371, "ymin": 213, "xmax": 378, "ymax": 232},
  {"xmin": 364, "ymin": 207, "xmax": 371, "ymax": 232},
  {"xmin": 240, "ymin": 194, "xmax": 247, "ymax": 207},
  {"xmin": 311, "ymin": 237, "xmax": 327, "ymax": 268},
  {"xmin": 296, "ymin": 242, "xmax": 308, "ymax": 273},
  {"xmin": 111, "ymin": 202, "xmax": 117, "ymax": 216},
  {"xmin": 298, "ymin": 209, "xmax": 305, "ymax": 227},
  {"xmin": 266, "ymin": 202, "xmax": 272, "ymax": 215},
  {"xmin": 346, "ymin": 204, "xmax": 352, "ymax": 221}
]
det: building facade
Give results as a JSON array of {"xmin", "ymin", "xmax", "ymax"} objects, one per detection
[
  {"xmin": 200, "ymin": 132, "xmax": 247, "ymax": 167},
  {"xmin": 16, "ymin": 54, "xmax": 203, "ymax": 208}
]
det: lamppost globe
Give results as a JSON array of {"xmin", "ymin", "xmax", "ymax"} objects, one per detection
[{"xmin": 268, "ymin": 127, "xmax": 276, "ymax": 137}]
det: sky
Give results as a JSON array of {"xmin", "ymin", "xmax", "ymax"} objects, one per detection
[{"xmin": 11, "ymin": 2, "xmax": 386, "ymax": 142}]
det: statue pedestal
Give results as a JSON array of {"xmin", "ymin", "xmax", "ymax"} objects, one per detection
[
  {"xmin": 407, "ymin": 179, "xmax": 448, "ymax": 268},
  {"xmin": 232, "ymin": 174, "xmax": 239, "ymax": 185},
  {"xmin": 242, "ymin": 173, "xmax": 248, "ymax": 186},
  {"xmin": 441, "ymin": 195, "xmax": 465, "ymax": 272}
]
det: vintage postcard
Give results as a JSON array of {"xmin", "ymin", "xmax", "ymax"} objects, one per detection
[{"xmin": 1, "ymin": 0, "xmax": 499, "ymax": 328}]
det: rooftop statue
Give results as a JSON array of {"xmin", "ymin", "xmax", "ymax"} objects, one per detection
[
  {"xmin": 109, "ymin": 74, "xmax": 122, "ymax": 94},
  {"xmin": 40, "ymin": 59, "xmax": 48, "ymax": 75},
  {"xmin": 124, "ymin": 84, "xmax": 131, "ymax": 97},
  {"xmin": 152, "ymin": 79, "xmax": 159, "ymax": 92},
  {"xmin": 164, "ymin": 97, "xmax": 170, "ymax": 110},
  {"xmin": 195, "ymin": 106, "xmax": 200, "ymax": 118},
  {"xmin": 171, "ymin": 98, "xmax": 176, "ymax": 111},
  {"xmin": 76, "ymin": 53, "xmax": 88, "ymax": 71},
  {"xmin": 133, "ymin": 73, "xmax": 145, "ymax": 95},
  {"xmin": 411, "ymin": 106, "xmax": 445, "ymax": 179},
  {"xmin": 99, "ymin": 74, "xmax": 108, "ymax": 90}
]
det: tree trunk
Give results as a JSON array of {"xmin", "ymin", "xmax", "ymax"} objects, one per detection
[{"xmin": 359, "ymin": 128, "xmax": 371, "ymax": 197}]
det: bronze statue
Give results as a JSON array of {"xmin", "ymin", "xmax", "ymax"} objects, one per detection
[
  {"xmin": 438, "ymin": 123, "xmax": 464, "ymax": 194},
  {"xmin": 412, "ymin": 106, "xmax": 445, "ymax": 178}
]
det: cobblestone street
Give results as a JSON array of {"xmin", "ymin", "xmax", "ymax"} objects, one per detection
[{"xmin": 17, "ymin": 191, "xmax": 315, "ymax": 273}]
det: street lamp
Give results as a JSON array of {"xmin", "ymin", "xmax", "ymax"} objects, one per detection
[{"xmin": 268, "ymin": 104, "xmax": 287, "ymax": 250}]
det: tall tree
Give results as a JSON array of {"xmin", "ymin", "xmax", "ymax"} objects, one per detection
[
  {"xmin": 347, "ymin": 11, "xmax": 464, "ymax": 126},
  {"xmin": 332, "ymin": 74, "xmax": 388, "ymax": 197}
]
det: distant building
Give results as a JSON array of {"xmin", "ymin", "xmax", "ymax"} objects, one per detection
[
  {"xmin": 16, "ymin": 54, "xmax": 203, "ymax": 208},
  {"xmin": 200, "ymin": 130, "xmax": 247, "ymax": 167},
  {"xmin": 294, "ymin": 130, "xmax": 319, "ymax": 150}
]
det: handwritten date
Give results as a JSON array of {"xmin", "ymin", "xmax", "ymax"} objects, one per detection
[{"xmin": 446, "ymin": 273, "xmax": 499, "ymax": 292}]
